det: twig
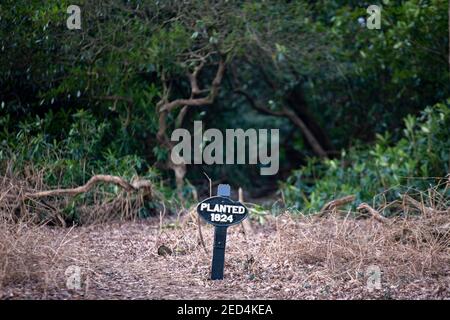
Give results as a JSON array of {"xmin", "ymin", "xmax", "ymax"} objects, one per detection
[
  {"xmin": 196, "ymin": 211, "xmax": 208, "ymax": 254},
  {"xmin": 320, "ymin": 195, "xmax": 355, "ymax": 215},
  {"xmin": 401, "ymin": 194, "xmax": 446, "ymax": 216},
  {"xmin": 195, "ymin": 172, "xmax": 212, "ymax": 254},
  {"xmin": 239, "ymin": 187, "xmax": 254, "ymax": 236},
  {"xmin": 357, "ymin": 203, "xmax": 388, "ymax": 223},
  {"xmin": 203, "ymin": 172, "xmax": 212, "ymax": 197}
]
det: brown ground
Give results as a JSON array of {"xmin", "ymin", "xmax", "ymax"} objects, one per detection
[{"xmin": 1, "ymin": 212, "xmax": 449, "ymax": 300}]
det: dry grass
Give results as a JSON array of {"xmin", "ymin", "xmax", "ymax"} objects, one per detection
[
  {"xmin": 0, "ymin": 173, "xmax": 449, "ymax": 299},
  {"xmin": 170, "ymin": 209, "xmax": 449, "ymax": 299},
  {"xmin": 0, "ymin": 221, "xmax": 83, "ymax": 298},
  {"xmin": 0, "ymin": 169, "xmax": 152, "ymax": 226},
  {"xmin": 1, "ymin": 209, "xmax": 449, "ymax": 299}
]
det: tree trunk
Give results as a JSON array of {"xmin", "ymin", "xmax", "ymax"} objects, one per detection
[{"xmin": 285, "ymin": 86, "xmax": 335, "ymax": 155}]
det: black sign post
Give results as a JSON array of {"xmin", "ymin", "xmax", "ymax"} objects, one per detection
[
  {"xmin": 211, "ymin": 223, "xmax": 228, "ymax": 280},
  {"xmin": 197, "ymin": 184, "xmax": 248, "ymax": 280}
]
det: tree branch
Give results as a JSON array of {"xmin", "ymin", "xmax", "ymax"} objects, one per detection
[
  {"xmin": 357, "ymin": 203, "xmax": 388, "ymax": 223},
  {"xmin": 234, "ymin": 89, "xmax": 285, "ymax": 117},
  {"xmin": 187, "ymin": 60, "xmax": 205, "ymax": 96},
  {"xmin": 25, "ymin": 175, "xmax": 152, "ymax": 198},
  {"xmin": 159, "ymin": 58, "xmax": 225, "ymax": 112},
  {"xmin": 235, "ymin": 88, "xmax": 328, "ymax": 158},
  {"xmin": 281, "ymin": 107, "xmax": 328, "ymax": 158},
  {"xmin": 320, "ymin": 195, "xmax": 355, "ymax": 213}
]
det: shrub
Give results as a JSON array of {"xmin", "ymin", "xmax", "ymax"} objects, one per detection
[
  {"xmin": 282, "ymin": 100, "xmax": 450, "ymax": 212},
  {"xmin": 0, "ymin": 109, "xmax": 175, "ymax": 225}
]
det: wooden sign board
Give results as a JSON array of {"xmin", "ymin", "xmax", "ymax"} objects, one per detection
[
  {"xmin": 197, "ymin": 184, "xmax": 249, "ymax": 280},
  {"xmin": 197, "ymin": 196, "xmax": 248, "ymax": 227}
]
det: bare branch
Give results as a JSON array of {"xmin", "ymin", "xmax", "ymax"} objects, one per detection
[
  {"xmin": 187, "ymin": 60, "xmax": 205, "ymax": 96},
  {"xmin": 401, "ymin": 194, "xmax": 447, "ymax": 216},
  {"xmin": 234, "ymin": 89, "xmax": 285, "ymax": 117},
  {"xmin": 235, "ymin": 88, "xmax": 328, "ymax": 158},
  {"xmin": 25, "ymin": 175, "xmax": 152, "ymax": 198},
  {"xmin": 320, "ymin": 195, "xmax": 355, "ymax": 214},
  {"xmin": 281, "ymin": 107, "xmax": 328, "ymax": 158},
  {"xmin": 357, "ymin": 203, "xmax": 388, "ymax": 223},
  {"xmin": 159, "ymin": 58, "xmax": 225, "ymax": 112}
]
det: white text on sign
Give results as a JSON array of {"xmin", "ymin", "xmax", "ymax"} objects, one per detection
[{"xmin": 200, "ymin": 203, "xmax": 246, "ymax": 214}]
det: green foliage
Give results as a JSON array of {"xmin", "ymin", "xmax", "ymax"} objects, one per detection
[
  {"xmin": 307, "ymin": 0, "xmax": 449, "ymax": 145},
  {"xmin": 0, "ymin": 109, "xmax": 152, "ymax": 187},
  {"xmin": 0, "ymin": 0, "xmax": 448, "ymax": 205},
  {"xmin": 282, "ymin": 100, "xmax": 450, "ymax": 212}
]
